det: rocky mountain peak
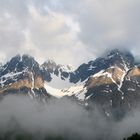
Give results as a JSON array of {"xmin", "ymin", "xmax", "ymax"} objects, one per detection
[
  {"xmin": 42, "ymin": 59, "xmax": 57, "ymax": 73},
  {"xmin": 107, "ymin": 49, "xmax": 134, "ymax": 70}
]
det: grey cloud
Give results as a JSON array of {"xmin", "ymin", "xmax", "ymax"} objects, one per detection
[
  {"xmin": 0, "ymin": 95, "xmax": 140, "ymax": 139},
  {"xmin": 0, "ymin": 95, "xmax": 109, "ymax": 140}
]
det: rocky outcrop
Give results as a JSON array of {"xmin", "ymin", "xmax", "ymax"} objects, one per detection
[
  {"xmin": 86, "ymin": 66, "xmax": 125, "ymax": 89},
  {"xmin": 0, "ymin": 71, "xmax": 44, "ymax": 94},
  {"xmin": 127, "ymin": 66, "xmax": 140, "ymax": 77}
]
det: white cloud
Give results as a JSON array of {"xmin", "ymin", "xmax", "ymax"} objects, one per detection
[
  {"xmin": 0, "ymin": 0, "xmax": 140, "ymax": 66},
  {"xmin": 22, "ymin": 4, "xmax": 89, "ymax": 66},
  {"xmin": 0, "ymin": 1, "xmax": 91, "ymax": 66}
]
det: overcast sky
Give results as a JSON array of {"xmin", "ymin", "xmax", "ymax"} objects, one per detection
[{"xmin": 0, "ymin": 0, "xmax": 140, "ymax": 67}]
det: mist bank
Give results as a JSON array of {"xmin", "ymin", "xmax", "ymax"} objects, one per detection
[{"xmin": 0, "ymin": 95, "xmax": 140, "ymax": 140}]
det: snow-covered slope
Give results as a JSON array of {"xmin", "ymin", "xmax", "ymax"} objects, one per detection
[
  {"xmin": 47, "ymin": 73, "xmax": 75, "ymax": 88},
  {"xmin": 44, "ymin": 81, "xmax": 87, "ymax": 101}
]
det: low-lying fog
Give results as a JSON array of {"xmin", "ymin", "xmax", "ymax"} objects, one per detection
[{"xmin": 0, "ymin": 95, "xmax": 140, "ymax": 140}]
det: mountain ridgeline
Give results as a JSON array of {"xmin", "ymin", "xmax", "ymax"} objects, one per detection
[{"xmin": 0, "ymin": 49, "xmax": 140, "ymax": 119}]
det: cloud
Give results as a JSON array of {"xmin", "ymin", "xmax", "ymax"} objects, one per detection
[
  {"xmin": 0, "ymin": 0, "xmax": 91, "ymax": 66},
  {"xmin": 0, "ymin": 95, "xmax": 140, "ymax": 140},
  {"xmin": 48, "ymin": 0, "xmax": 140, "ymax": 57},
  {"xmin": 0, "ymin": 95, "xmax": 109, "ymax": 140},
  {"xmin": 0, "ymin": 0, "xmax": 140, "ymax": 66}
]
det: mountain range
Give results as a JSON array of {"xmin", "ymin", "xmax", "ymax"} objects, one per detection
[{"xmin": 1, "ymin": 49, "xmax": 140, "ymax": 119}]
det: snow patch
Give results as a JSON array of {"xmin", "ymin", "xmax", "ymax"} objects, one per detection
[
  {"xmin": 127, "ymin": 88, "xmax": 135, "ymax": 91},
  {"xmin": 121, "ymin": 96, "xmax": 124, "ymax": 100},
  {"xmin": 44, "ymin": 82, "xmax": 87, "ymax": 101},
  {"xmin": 92, "ymin": 70, "xmax": 105, "ymax": 77},
  {"xmin": 44, "ymin": 83, "xmax": 66, "ymax": 98}
]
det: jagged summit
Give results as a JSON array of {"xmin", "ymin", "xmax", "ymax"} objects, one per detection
[
  {"xmin": 42, "ymin": 59, "xmax": 74, "ymax": 73},
  {"xmin": 68, "ymin": 49, "xmax": 134, "ymax": 84},
  {"xmin": 0, "ymin": 49, "xmax": 135, "ymax": 79},
  {"xmin": 106, "ymin": 49, "xmax": 134, "ymax": 68},
  {"xmin": 0, "ymin": 54, "xmax": 41, "ymax": 77}
]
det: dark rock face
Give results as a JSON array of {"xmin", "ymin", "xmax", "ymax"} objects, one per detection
[
  {"xmin": 0, "ymin": 55, "xmax": 41, "ymax": 76},
  {"xmin": 0, "ymin": 54, "xmax": 49, "ymax": 99},
  {"xmin": 69, "ymin": 49, "xmax": 134, "ymax": 83}
]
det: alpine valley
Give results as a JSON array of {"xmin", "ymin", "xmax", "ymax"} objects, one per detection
[{"xmin": 1, "ymin": 49, "xmax": 140, "ymax": 120}]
